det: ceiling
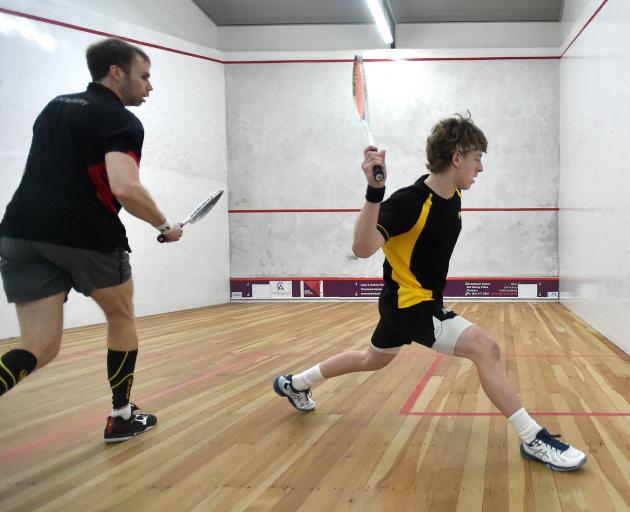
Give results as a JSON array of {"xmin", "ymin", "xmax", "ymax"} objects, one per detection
[{"xmin": 193, "ymin": 0, "xmax": 565, "ymax": 26}]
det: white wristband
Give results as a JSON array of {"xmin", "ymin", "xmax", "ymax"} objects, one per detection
[{"xmin": 155, "ymin": 219, "xmax": 173, "ymax": 234}]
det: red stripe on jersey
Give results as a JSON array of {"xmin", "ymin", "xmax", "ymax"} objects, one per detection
[
  {"xmin": 126, "ymin": 150, "xmax": 140, "ymax": 166},
  {"xmin": 86, "ymin": 162, "xmax": 117, "ymax": 214}
]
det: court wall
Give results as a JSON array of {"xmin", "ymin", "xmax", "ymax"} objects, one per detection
[
  {"xmin": 225, "ymin": 53, "xmax": 560, "ymax": 298},
  {"xmin": 1, "ymin": 0, "xmax": 627, "ymax": 357},
  {"xmin": 558, "ymin": 0, "xmax": 630, "ymax": 354}
]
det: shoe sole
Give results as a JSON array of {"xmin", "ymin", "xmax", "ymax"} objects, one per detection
[
  {"xmin": 520, "ymin": 443, "xmax": 587, "ymax": 471},
  {"xmin": 273, "ymin": 376, "xmax": 315, "ymax": 412},
  {"xmin": 104, "ymin": 425, "xmax": 156, "ymax": 443}
]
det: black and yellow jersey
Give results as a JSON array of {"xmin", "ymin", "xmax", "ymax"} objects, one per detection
[{"xmin": 376, "ymin": 174, "xmax": 461, "ymax": 310}]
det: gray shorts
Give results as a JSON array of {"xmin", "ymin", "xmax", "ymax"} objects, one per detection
[{"xmin": 0, "ymin": 236, "xmax": 131, "ymax": 303}]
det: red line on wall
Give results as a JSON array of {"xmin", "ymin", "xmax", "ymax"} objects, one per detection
[
  {"xmin": 560, "ymin": 0, "xmax": 609, "ymax": 57},
  {"xmin": 463, "ymin": 207, "xmax": 558, "ymax": 212},
  {"xmin": 232, "ymin": 277, "xmax": 372, "ymax": 281},
  {"xmin": 229, "ymin": 209, "xmax": 361, "ymax": 213},
  {"xmin": 225, "ymin": 56, "xmax": 561, "ymax": 64},
  {"xmin": 0, "ymin": 3, "xmax": 609, "ymax": 65},
  {"xmin": 0, "ymin": 7, "xmax": 222, "ymax": 64},
  {"xmin": 446, "ymin": 276, "xmax": 558, "ymax": 281},
  {"xmin": 226, "ymin": 59, "xmax": 353, "ymax": 64},
  {"xmin": 402, "ymin": 56, "xmax": 560, "ymax": 62},
  {"xmin": 228, "ymin": 207, "xmax": 558, "ymax": 213},
  {"xmin": 231, "ymin": 276, "xmax": 558, "ymax": 281}
]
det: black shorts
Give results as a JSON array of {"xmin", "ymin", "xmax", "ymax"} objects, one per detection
[
  {"xmin": 0, "ymin": 236, "xmax": 131, "ymax": 303},
  {"xmin": 371, "ymin": 300, "xmax": 472, "ymax": 355}
]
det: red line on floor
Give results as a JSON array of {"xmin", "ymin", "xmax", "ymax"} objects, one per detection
[
  {"xmin": 404, "ymin": 411, "xmax": 630, "ymax": 417},
  {"xmin": 399, "ymin": 355, "xmax": 443, "ymax": 415},
  {"xmin": 505, "ymin": 352, "xmax": 628, "ymax": 359},
  {"xmin": 0, "ymin": 354, "xmax": 265, "ymax": 463},
  {"xmin": 400, "ymin": 352, "xmax": 629, "ymax": 416}
]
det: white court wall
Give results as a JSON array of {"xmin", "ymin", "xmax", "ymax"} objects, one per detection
[
  {"xmin": 3, "ymin": 0, "xmax": 619, "ymax": 343},
  {"xmin": 559, "ymin": 0, "xmax": 630, "ymax": 353},
  {"xmin": 226, "ymin": 55, "xmax": 559, "ymax": 280},
  {"xmin": 0, "ymin": 1, "xmax": 229, "ymax": 339}
]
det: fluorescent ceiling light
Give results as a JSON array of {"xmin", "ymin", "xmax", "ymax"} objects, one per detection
[{"xmin": 366, "ymin": 0, "xmax": 394, "ymax": 45}]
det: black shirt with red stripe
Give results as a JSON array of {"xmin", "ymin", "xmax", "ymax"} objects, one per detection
[{"xmin": 0, "ymin": 83, "xmax": 143, "ymax": 252}]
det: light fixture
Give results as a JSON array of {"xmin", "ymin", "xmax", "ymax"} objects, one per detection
[{"xmin": 365, "ymin": 0, "xmax": 395, "ymax": 47}]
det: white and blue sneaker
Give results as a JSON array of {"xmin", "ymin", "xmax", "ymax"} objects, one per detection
[
  {"xmin": 520, "ymin": 428, "xmax": 587, "ymax": 471},
  {"xmin": 273, "ymin": 374, "xmax": 315, "ymax": 412}
]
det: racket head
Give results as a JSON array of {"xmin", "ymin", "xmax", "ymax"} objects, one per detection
[
  {"xmin": 352, "ymin": 54, "xmax": 370, "ymax": 124},
  {"xmin": 184, "ymin": 189, "xmax": 224, "ymax": 225}
]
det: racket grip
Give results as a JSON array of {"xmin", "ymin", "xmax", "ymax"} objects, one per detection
[
  {"xmin": 373, "ymin": 165, "xmax": 384, "ymax": 182},
  {"xmin": 157, "ymin": 222, "xmax": 184, "ymax": 243}
]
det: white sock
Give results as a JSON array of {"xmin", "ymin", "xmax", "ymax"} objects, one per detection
[
  {"xmin": 508, "ymin": 407, "xmax": 542, "ymax": 444},
  {"xmin": 111, "ymin": 403, "xmax": 132, "ymax": 420},
  {"xmin": 291, "ymin": 364, "xmax": 324, "ymax": 391}
]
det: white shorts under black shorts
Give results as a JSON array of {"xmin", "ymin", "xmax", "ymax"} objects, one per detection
[{"xmin": 371, "ymin": 300, "xmax": 473, "ymax": 355}]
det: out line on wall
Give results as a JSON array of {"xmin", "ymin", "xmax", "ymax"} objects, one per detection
[{"xmin": 0, "ymin": 2, "xmax": 611, "ymax": 64}]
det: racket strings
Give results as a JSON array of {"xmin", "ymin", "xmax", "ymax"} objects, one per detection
[
  {"xmin": 185, "ymin": 190, "xmax": 223, "ymax": 224},
  {"xmin": 352, "ymin": 56, "xmax": 369, "ymax": 124}
]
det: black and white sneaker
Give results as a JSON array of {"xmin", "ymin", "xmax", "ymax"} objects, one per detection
[
  {"xmin": 273, "ymin": 374, "xmax": 315, "ymax": 411},
  {"xmin": 104, "ymin": 403, "xmax": 157, "ymax": 443},
  {"xmin": 520, "ymin": 428, "xmax": 587, "ymax": 471}
]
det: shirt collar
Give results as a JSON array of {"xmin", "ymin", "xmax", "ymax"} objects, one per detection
[{"xmin": 87, "ymin": 82, "xmax": 124, "ymax": 106}]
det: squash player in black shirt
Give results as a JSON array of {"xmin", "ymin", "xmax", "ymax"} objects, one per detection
[
  {"xmin": 0, "ymin": 38, "xmax": 183, "ymax": 442},
  {"xmin": 274, "ymin": 114, "xmax": 587, "ymax": 471}
]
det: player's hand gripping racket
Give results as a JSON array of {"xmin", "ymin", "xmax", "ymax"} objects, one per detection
[
  {"xmin": 352, "ymin": 55, "xmax": 384, "ymax": 182},
  {"xmin": 157, "ymin": 188, "xmax": 224, "ymax": 243}
]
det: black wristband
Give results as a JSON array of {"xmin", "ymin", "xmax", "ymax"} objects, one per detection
[{"xmin": 365, "ymin": 185, "xmax": 385, "ymax": 203}]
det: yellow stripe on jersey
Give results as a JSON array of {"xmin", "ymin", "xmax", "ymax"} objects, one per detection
[{"xmin": 383, "ymin": 193, "xmax": 434, "ymax": 308}]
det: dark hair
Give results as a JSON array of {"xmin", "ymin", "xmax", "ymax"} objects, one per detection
[
  {"xmin": 426, "ymin": 112, "xmax": 487, "ymax": 173},
  {"xmin": 86, "ymin": 38, "xmax": 150, "ymax": 81}
]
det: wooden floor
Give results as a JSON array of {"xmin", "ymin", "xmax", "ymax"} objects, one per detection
[{"xmin": 0, "ymin": 302, "xmax": 628, "ymax": 512}]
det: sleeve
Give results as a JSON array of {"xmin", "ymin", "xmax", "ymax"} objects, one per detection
[
  {"xmin": 376, "ymin": 186, "xmax": 423, "ymax": 241},
  {"xmin": 102, "ymin": 111, "xmax": 144, "ymax": 165}
]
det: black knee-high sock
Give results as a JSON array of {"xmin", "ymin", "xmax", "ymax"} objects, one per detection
[
  {"xmin": 107, "ymin": 349, "xmax": 138, "ymax": 409},
  {"xmin": 0, "ymin": 349, "xmax": 38, "ymax": 396}
]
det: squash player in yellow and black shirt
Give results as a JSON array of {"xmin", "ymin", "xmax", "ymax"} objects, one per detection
[{"xmin": 274, "ymin": 114, "xmax": 587, "ymax": 472}]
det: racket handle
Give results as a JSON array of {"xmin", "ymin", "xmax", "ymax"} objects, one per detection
[
  {"xmin": 157, "ymin": 222, "xmax": 183, "ymax": 243},
  {"xmin": 373, "ymin": 165, "xmax": 384, "ymax": 182}
]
